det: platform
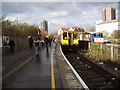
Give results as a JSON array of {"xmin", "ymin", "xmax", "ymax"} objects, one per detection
[{"xmin": 2, "ymin": 42, "xmax": 85, "ymax": 89}]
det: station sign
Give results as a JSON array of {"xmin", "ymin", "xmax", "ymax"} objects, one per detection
[{"xmin": 94, "ymin": 38, "xmax": 104, "ymax": 44}]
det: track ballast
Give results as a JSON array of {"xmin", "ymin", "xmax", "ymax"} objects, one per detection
[{"xmin": 62, "ymin": 48, "xmax": 120, "ymax": 89}]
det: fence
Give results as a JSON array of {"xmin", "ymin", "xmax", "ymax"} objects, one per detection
[{"xmin": 89, "ymin": 42, "xmax": 120, "ymax": 61}]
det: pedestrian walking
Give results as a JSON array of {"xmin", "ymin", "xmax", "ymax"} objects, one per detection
[
  {"xmin": 49, "ymin": 37, "xmax": 52, "ymax": 47},
  {"xmin": 52, "ymin": 37, "xmax": 56, "ymax": 43},
  {"xmin": 9, "ymin": 40, "xmax": 15, "ymax": 53},
  {"xmin": 34, "ymin": 38, "xmax": 41, "ymax": 56},
  {"xmin": 41, "ymin": 38, "xmax": 44, "ymax": 46},
  {"xmin": 29, "ymin": 36, "xmax": 33, "ymax": 49},
  {"xmin": 44, "ymin": 36, "xmax": 50, "ymax": 54}
]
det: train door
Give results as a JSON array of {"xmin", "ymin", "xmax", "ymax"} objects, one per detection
[
  {"xmin": 68, "ymin": 32, "xmax": 72, "ymax": 46},
  {"xmin": 62, "ymin": 31, "xmax": 68, "ymax": 45},
  {"xmin": 73, "ymin": 31, "xmax": 78, "ymax": 45}
]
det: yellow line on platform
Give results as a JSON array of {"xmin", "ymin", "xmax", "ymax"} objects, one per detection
[{"xmin": 51, "ymin": 47, "xmax": 55, "ymax": 90}]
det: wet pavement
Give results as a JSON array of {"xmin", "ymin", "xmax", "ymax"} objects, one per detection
[
  {"xmin": 2, "ymin": 42, "xmax": 85, "ymax": 89},
  {"xmin": 2, "ymin": 48, "xmax": 34, "ymax": 76},
  {"xmin": 55, "ymin": 42, "xmax": 84, "ymax": 88},
  {"xmin": 2, "ymin": 43, "xmax": 62, "ymax": 88}
]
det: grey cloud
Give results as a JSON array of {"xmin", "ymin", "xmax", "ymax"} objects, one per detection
[
  {"xmin": 2, "ymin": 2, "xmax": 118, "ymax": 16},
  {"xmin": 2, "ymin": 2, "xmax": 30, "ymax": 15},
  {"xmin": 2, "ymin": 2, "xmax": 79, "ymax": 15},
  {"xmin": 2, "ymin": 2, "xmax": 118, "ymax": 33}
]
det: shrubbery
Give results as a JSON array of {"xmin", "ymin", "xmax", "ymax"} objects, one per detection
[
  {"xmin": 1, "ymin": 17, "xmax": 47, "ymax": 37},
  {"xmin": 88, "ymin": 42, "xmax": 111, "ymax": 61}
]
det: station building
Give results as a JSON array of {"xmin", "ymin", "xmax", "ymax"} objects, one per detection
[
  {"xmin": 96, "ymin": 7, "xmax": 120, "ymax": 37},
  {"xmin": 95, "ymin": 19, "xmax": 120, "ymax": 36}
]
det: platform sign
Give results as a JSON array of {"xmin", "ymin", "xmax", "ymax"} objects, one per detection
[{"xmin": 94, "ymin": 38, "xmax": 104, "ymax": 44}]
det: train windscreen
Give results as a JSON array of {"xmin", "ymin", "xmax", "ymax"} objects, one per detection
[
  {"xmin": 73, "ymin": 32, "xmax": 78, "ymax": 39},
  {"xmin": 63, "ymin": 32, "xmax": 67, "ymax": 40}
]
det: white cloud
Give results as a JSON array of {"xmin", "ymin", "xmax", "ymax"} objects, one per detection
[
  {"xmin": 5, "ymin": 14, "xmax": 27, "ymax": 21},
  {"xmin": 51, "ymin": 19, "xmax": 67, "ymax": 26},
  {"xmin": 3, "ymin": 0, "xmax": 120, "ymax": 2},
  {"xmin": 5, "ymin": 14, "xmax": 34, "ymax": 25},
  {"xmin": 5, "ymin": 16, "xmax": 17, "ymax": 21},
  {"xmin": 48, "ymin": 11, "xmax": 69, "ymax": 17},
  {"xmin": 80, "ymin": 10, "xmax": 100, "ymax": 19},
  {"xmin": 82, "ymin": 11, "xmax": 87, "ymax": 15},
  {"xmin": 5, "ymin": 12, "xmax": 68, "ymax": 27},
  {"xmin": 3, "ymin": 2, "xmax": 118, "ymax": 33}
]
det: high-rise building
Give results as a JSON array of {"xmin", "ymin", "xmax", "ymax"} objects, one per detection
[
  {"xmin": 41, "ymin": 20, "xmax": 48, "ymax": 32},
  {"xmin": 102, "ymin": 7, "xmax": 116, "ymax": 21},
  {"xmin": 102, "ymin": 8, "xmax": 106, "ymax": 21}
]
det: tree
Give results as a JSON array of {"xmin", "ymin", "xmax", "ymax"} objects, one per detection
[
  {"xmin": 49, "ymin": 31, "xmax": 58, "ymax": 37},
  {"xmin": 87, "ymin": 26, "xmax": 95, "ymax": 32},
  {"xmin": 111, "ymin": 30, "xmax": 120, "ymax": 39},
  {"xmin": 1, "ymin": 17, "xmax": 48, "ymax": 38},
  {"xmin": 1, "ymin": 17, "xmax": 39, "ymax": 37}
]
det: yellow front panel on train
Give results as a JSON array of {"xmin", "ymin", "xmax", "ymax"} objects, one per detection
[
  {"xmin": 61, "ymin": 40, "xmax": 68, "ymax": 45},
  {"xmin": 61, "ymin": 31, "xmax": 68, "ymax": 45},
  {"xmin": 73, "ymin": 39, "xmax": 78, "ymax": 45}
]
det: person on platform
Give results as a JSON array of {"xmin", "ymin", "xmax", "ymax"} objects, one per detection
[
  {"xmin": 49, "ymin": 37, "xmax": 52, "ymax": 47},
  {"xmin": 44, "ymin": 36, "xmax": 50, "ymax": 54},
  {"xmin": 34, "ymin": 38, "xmax": 41, "ymax": 56},
  {"xmin": 29, "ymin": 36, "xmax": 33, "ymax": 49},
  {"xmin": 52, "ymin": 37, "xmax": 56, "ymax": 43},
  {"xmin": 9, "ymin": 40, "xmax": 15, "ymax": 53},
  {"xmin": 41, "ymin": 37, "xmax": 44, "ymax": 46}
]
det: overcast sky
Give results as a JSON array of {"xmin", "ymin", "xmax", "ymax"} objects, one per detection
[{"xmin": 2, "ymin": 1, "xmax": 118, "ymax": 33}]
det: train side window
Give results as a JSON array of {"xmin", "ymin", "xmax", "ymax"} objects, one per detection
[
  {"xmin": 99, "ymin": 33, "xmax": 103, "ymax": 37},
  {"xmin": 63, "ymin": 32, "xmax": 67, "ymax": 40},
  {"xmin": 73, "ymin": 32, "xmax": 77, "ymax": 39}
]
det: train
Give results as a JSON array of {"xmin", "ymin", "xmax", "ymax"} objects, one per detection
[
  {"xmin": 54, "ymin": 26, "xmax": 104, "ymax": 50},
  {"xmin": 90, "ymin": 33, "xmax": 104, "ymax": 44},
  {"xmin": 56, "ymin": 27, "xmax": 84, "ymax": 49}
]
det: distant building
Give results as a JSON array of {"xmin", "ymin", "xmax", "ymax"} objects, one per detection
[
  {"xmin": 96, "ymin": 7, "xmax": 119, "ymax": 36},
  {"xmin": 102, "ymin": 7, "xmax": 116, "ymax": 21},
  {"xmin": 102, "ymin": 8, "xmax": 106, "ymax": 21},
  {"xmin": 41, "ymin": 20, "xmax": 48, "ymax": 32}
]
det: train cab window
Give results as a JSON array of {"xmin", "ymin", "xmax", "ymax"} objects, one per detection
[
  {"xmin": 73, "ymin": 32, "xmax": 78, "ymax": 39},
  {"xmin": 63, "ymin": 32, "xmax": 67, "ymax": 40},
  {"xmin": 99, "ymin": 33, "xmax": 103, "ymax": 37},
  {"xmin": 94, "ymin": 34, "xmax": 96, "ymax": 36},
  {"xmin": 86, "ymin": 34, "xmax": 90, "ymax": 38}
]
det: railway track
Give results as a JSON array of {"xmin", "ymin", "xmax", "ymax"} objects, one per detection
[{"xmin": 62, "ymin": 49, "xmax": 120, "ymax": 89}]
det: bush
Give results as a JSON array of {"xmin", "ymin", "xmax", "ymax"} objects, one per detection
[
  {"xmin": 88, "ymin": 42, "xmax": 111, "ymax": 61},
  {"xmin": 1, "ymin": 17, "xmax": 46, "ymax": 37}
]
